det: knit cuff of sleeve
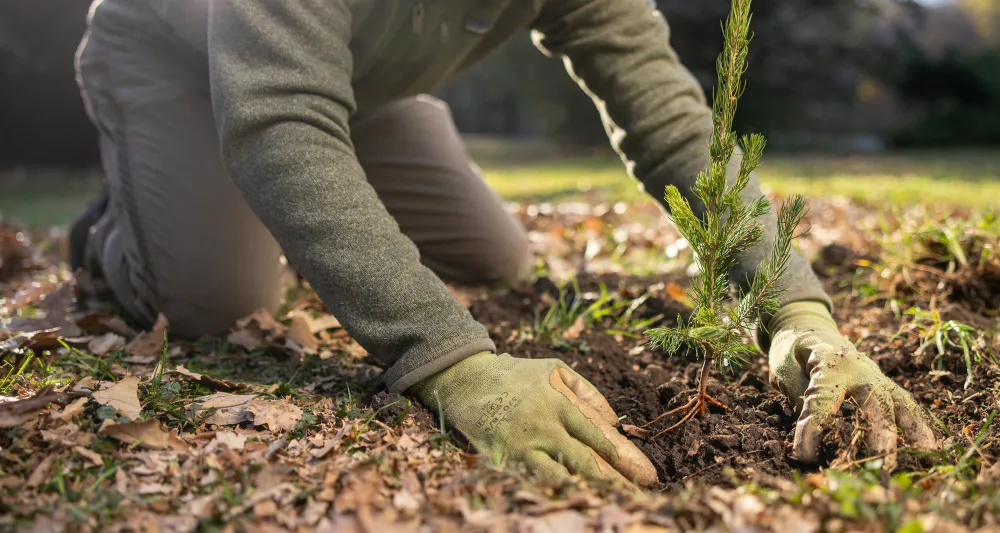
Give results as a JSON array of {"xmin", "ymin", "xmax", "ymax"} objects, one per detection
[{"xmin": 385, "ymin": 337, "xmax": 497, "ymax": 393}]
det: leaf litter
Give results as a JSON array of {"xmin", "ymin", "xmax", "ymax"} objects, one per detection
[
  {"xmin": 90, "ymin": 374, "xmax": 142, "ymax": 420},
  {"xmin": 0, "ymin": 197, "xmax": 997, "ymax": 532}
]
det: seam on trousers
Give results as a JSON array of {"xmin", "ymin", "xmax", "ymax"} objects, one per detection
[{"xmin": 104, "ymin": 89, "xmax": 161, "ymax": 318}]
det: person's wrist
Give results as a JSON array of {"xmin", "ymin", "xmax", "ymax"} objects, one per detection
[
  {"xmin": 408, "ymin": 350, "xmax": 494, "ymax": 407},
  {"xmin": 768, "ymin": 300, "xmax": 851, "ymax": 351}
]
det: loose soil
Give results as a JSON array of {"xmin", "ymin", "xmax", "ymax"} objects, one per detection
[
  {"xmin": 468, "ymin": 275, "xmax": 797, "ymax": 489},
  {"xmin": 461, "ymin": 248, "xmax": 1000, "ymax": 488}
]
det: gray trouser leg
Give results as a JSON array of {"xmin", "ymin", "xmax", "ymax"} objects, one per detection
[
  {"xmin": 351, "ymin": 95, "xmax": 532, "ymax": 286},
  {"xmin": 76, "ymin": 18, "xmax": 284, "ymax": 338},
  {"xmin": 75, "ymin": 8, "xmax": 529, "ymax": 339}
]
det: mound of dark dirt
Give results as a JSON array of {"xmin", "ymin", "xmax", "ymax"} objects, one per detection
[{"xmin": 469, "ymin": 275, "xmax": 803, "ymax": 489}]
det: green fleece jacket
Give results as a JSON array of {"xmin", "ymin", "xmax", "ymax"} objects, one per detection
[{"xmin": 93, "ymin": 0, "xmax": 831, "ymax": 393}]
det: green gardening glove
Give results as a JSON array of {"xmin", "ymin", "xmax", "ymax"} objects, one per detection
[
  {"xmin": 765, "ymin": 301, "xmax": 937, "ymax": 468},
  {"xmin": 409, "ymin": 352, "xmax": 658, "ymax": 487}
]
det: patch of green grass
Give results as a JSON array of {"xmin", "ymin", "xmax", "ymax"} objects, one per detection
[
  {"xmin": 53, "ymin": 343, "xmax": 127, "ymax": 384},
  {"xmin": 879, "ymin": 210, "xmax": 1000, "ymax": 271},
  {"xmin": 2, "ymin": 150, "xmax": 998, "ymax": 229},
  {"xmin": 895, "ymin": 308, "xmax": 995, "ymax": 389},
  {"xmin": 482, "ymin": 150, "xmax": 1000, "ymax": 210},
  {"xmin": 0, "ymin": 180, "xmax": 103, "ymax": 228},
  {"xmin": 514, "ymin": 279, "xmax": 663, "ymax": 351},
  {"xmin": 0, "ymin": 353, "xmax": 35, "ymax": 395}
]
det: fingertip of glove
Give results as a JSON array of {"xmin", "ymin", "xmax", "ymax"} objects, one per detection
[{"xmin": 792, "ymin": 415, "xmax": 822, "ymax": 464}]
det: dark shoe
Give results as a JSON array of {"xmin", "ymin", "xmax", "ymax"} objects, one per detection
[
  {"xmin": 69, "ymin": 188, "xmax": 120, "ymax": 313},
  {"xmin": 69, "ymin": 188, "xmax": 110, "ymax": 273}
]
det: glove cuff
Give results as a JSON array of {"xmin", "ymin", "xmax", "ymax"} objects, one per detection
[
  {"xmin": 406, "ymin": 351, "xmax": 497, "ymax": 408},
  {"xmin": 754, "ymin": 299, "xmax": 836, "ymax": 353}
]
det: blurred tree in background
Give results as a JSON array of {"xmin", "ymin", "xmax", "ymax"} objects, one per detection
[
  {"xmin": 0, "ymin": 0, "xmax": 94, "ymax": 167},
  {"xmin": 892, "ymin": 49, "xmax": 1000, "ymax": 146},
  {"xmin": 887, "ymin": 0, "xmax": 1000, "ymax": 146},
  {"xmin": 442, "ymin": 0, "xmax": 926, "ymax": 150},
  {"xmin": 0, "ymin": 0, "xmax": 998, "ymax": 168}
]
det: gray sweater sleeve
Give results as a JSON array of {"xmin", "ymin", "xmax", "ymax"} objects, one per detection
[
  {"xmin": 532, "ymin": 0, "xmax": 832, "ymax": 325},
  {"xmin": 206, "ymin": 0, "xmax": 494, "ymax": 393}
]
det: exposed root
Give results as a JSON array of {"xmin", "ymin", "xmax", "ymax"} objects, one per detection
[{"xmin": 642, "ymin": 358, "xmax": 731, "ymax": 439}]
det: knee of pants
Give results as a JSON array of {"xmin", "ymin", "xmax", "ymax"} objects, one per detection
[
  {"xmin": 159, "ymin": 253, "xmax": 285, "ymax": 339},
  {"xmin": 429, "ymin": 228, "xmax": 533, "ymax": 287}
]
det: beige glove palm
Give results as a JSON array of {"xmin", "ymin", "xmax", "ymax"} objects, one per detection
[
  {"xmin": 766, "ymin": 302, "xmax": 937, "ymax": 468},
  {"xmin": 410, "ymin": 352, "xmax": 657, "ymax": 487}
]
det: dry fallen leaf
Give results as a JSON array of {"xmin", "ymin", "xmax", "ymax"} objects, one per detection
[
  {"xmin": 286, "ymin": 310, "xmax": 341, "ymax": 334},
  {"xmin": 89, "ymin": 332, "xmax": 126, "ymax": 356},
  {"xmin": 248, "ymin": 398, "xmax": 303, "ymax": 433},
  {"xmin": 562, "ymin": 316, "xmax": 586, "ymax": 340},
  {"xmin": 191, "ymin": 392, "xmax": 257, "ymax": 426},
  {"xmin": 227, "ymin": 329, "xmax": 265, "ymax": 351},
  {"xmin": 99, "ymin": 418, "xmax": 189, "ymax": 451},
  {"xmin": 254, "ymin": 464, "xmax": 293, "ymax": 490},
  {"xmin": 539, "ymin": 511, "xmax": 586, "ymax": 533},
  {"xmin": 253, "ymin": 499, "xmax": 278, "ymax": 519},
  {"xmin": 26, "ymin": 455, "xmax": 55, "ymax": 488},
  {"xmin": 286, "ymin": 314, "xmax": 319, "ymax": 354},
  {"xmin": 595, "ymin": 505, "xmax": 632, "ymax": 532},
  {"xmin": 56, "ymin": 396, "xmax": 90, "ymax": 420},
  {"xmin": 310, "ymin": 420, "xmax": 352, "ymax": 459},
  {"xmin": 91, "ymin": 375, "xmax": 143, "ymax": 420},
  {"xmin": 74, "ymin": 445, "xmax": 105, "ymax": 468},
  {"xmin": 393, "ymin": 490, "xmax": 421, "ymax": 517},
  {"xmin": 665, "ymin": 282, "xmax": 692, "ymax": 307},
  {"xmin": 76, "ymin": 312, "xmax": 137, "ymax": 337},
  {"xmin": 137, "ymin": 483, "xmax": 173, "ymax": 495},
  {"xmin": 124, "ymin": 314, "xmax": 169, "ymax": 358},
  {"xmin": 2, "ymin": 284, "xmax": 83, "ymax": 344},
  {"xmin": 245, "ymin": 308, "xmax": 284, "ymax": 333},
  {"xmin": 0, "ymin": 385, "xmax": 60, "ymax": 428},
  {"xmin": 214, "ymin": 431, "xmax": 248, "ymax": 451},
  {"xmin": 0, "ymin": 326, "xmax": 63, "ymax": 351},
  {"xmin": 182, "ymin": 494, "xmax": 217, "ymax": 519},
  {"xmin": 227, "ymin": 309, "xmax": 286, "ymax": 351},
  {"xmin": 346, "ymin": 341, "xmax": 368, "ymax": 358}
]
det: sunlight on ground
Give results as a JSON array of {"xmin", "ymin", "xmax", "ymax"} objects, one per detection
[
  {"xmin": 1, "ymin": 148, "xmax": 998, "ymax": 229},
  {"xmin": 483, "ymin": 151, "xmax": 1000, "ymax": 210}
]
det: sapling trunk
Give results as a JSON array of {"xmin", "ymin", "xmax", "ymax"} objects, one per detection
[{"xmin": 642, "ymin": 0, "xmax": 807, "ymax": 438}]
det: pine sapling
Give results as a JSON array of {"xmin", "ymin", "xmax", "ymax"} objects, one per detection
[{"xmin": 642, "ymin": 0, "xmax": 807, "ymax": 438}]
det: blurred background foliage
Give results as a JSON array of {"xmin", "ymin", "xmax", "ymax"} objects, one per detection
[{"xmin": 1, "ymin": 0, "xmax": 999, "ymax": 167}]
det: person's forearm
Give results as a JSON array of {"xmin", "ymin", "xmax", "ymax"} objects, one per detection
[
  {"xmin": 207, "ymin": 0, "xmax": 493, "ymax": 392},
  {"xmin": 533, "ymin": 0, "xmax": 830, "ymax": 317}
]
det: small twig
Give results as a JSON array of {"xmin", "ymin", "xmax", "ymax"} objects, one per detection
[{"xmin": 961, "ymin": 391, "xmax": 984, "ymax": 404}]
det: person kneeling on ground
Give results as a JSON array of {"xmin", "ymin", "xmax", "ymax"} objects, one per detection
[{"xmin": 71, "ymin": 0, "xmax": 936, "ymax": 487}]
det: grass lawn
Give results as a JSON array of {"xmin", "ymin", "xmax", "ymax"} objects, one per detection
[
  {"xmin": 482, "ymin": 149, "xmax": 1000, "ymax": 210},
  {"xmin": 0, "ymin": 179, "xmax": 104, "ymax": 229},
  {"xmin": 2, "ymin": 146, "xmax": 999, "ymax": 230}
]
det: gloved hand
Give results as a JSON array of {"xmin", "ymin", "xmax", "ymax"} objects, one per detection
[
  {"xmin": 409, "ymin": 352, "xmax": 658, "ymax": 487},
  {"xmin": 765, "ymin": 301, "xmax": 937, "ymax": 468}
]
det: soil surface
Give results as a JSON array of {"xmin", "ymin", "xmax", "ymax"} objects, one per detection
[
  {"xmin": 469, "ymin": 275, "xmax": 800, "ymax": 489},
  {"xmin": 461, "ymin": 249, "xmax": 1000, "ymax": 488}
]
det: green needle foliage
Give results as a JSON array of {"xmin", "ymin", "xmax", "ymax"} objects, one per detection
[{"xmin": 645, "ymin": 0, "xmax": 807, "ymax": 375}]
